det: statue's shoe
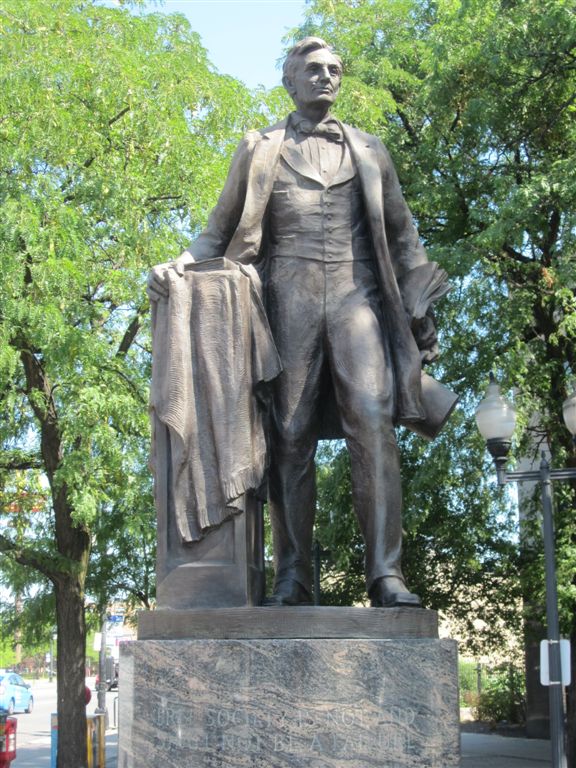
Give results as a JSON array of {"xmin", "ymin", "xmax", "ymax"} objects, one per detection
[
  {"xmin": 263, "ymin": 580, "xmax": 313, "ymax": 606},
  {"xmin": 369, "ymin": 576, "xmax": 421, "ymax": 608}
]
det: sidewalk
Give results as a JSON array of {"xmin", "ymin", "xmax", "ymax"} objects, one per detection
[
  {"xmin": 12, "ymin": 730, "xmax": 118, "ymax": 767},
  {"xmin": 461, "ymin": 732, "xmax": 552, "ymax": 767},
  {"xmin": 12, "ymin": 731, "xmax": 551, "ymax": 767}
]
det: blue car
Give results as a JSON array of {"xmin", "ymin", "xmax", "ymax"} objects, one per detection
[{"xmin": 0, "ymin": 672, "xmax": 33, "ymax": 714}]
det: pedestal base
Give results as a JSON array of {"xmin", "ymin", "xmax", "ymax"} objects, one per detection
[
  {"xmin": 120, "ymin": 617, "xmax": 459, "ymax": 767},
  {"xmin": 154, "ymin": 416, "xmax": 265, "ymax": 610},
  {"xmin": 137, "ymin": 605, "xmax": 438, "ymax": 640}
]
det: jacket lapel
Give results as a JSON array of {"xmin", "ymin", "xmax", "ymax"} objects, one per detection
[
  {"xmin": 343, "ymin": 126, "xmax": 384, "ymax": 225},
  {"xmin": 282, "ymin": 137, "xmax": 356, "ymax": 187},
  {"xmin": 281, "ymin": 138, "xmax": 325, "ymax": 186},
  {"xmin": 225, "ymin": 120, "xmax": 286, "ymax": 262},
  {"xmin": 330, "ymin": 146, "xmax": 356, "ymax": 186}
]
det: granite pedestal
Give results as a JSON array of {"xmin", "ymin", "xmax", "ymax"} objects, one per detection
[{"xmin": 119, "ymin": 608, "xmax": 460, "ymax": 767}]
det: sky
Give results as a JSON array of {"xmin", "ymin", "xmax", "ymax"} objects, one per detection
[{"xmin": 145, "ymin": 1, "xmax": 309, "ymax": 89}]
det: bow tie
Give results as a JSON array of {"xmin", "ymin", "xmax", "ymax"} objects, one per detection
[{"xmin": 293, "ymin": 118, "xmax": 344, "ymax": 143}]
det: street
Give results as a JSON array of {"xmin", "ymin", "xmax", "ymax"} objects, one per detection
[
  {"xmin": 9, "ymin": 677, "xmax": 118, "ymax": 767},
  {"xmin": 10, "ymin": 679, "xmax": 55, "ymax": 751}
]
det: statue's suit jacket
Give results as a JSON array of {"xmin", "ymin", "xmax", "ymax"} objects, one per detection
[{"xmin": 185, "ymin": 118, "xmax": 430, "ymax": 424}]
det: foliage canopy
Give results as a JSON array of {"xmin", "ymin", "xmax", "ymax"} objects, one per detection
[{"xmin": 0, "ymin": 1, "xmax": 271, "ymax": 763}]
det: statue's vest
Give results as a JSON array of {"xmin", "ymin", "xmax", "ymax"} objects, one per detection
[{"xmin": 267, "ymin": 142, "xmax": 374, "ymax": 263}]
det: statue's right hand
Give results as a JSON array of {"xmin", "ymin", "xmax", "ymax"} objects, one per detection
[
  {"xmin": 146, "ymin": 252, "xmax": 195, "ymax": 301},
  {"xmin": 146, "ymin": 262, "xmax": 172, "ymax": 302}
]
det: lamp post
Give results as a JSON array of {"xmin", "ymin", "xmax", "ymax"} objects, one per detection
[
  {"xmin": 48, "ymin": 634, "xmax": 53, "ymax": 684},
  {"xmin": 475, "ymin": 374, "xmax": 576, "ymax": 768},
  {"xmin": 96, "ymin": 608, "xmax": 108, "ymax": 716},
  {"xmin": 48, "ymin": 632, "xmax": 57, "ymax": 684}
]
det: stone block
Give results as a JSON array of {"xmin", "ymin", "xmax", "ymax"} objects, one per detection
[
  {"xmin": 119, "ymin": 636, "xmax": 460, "ymax": 767},
  {"xmin": 154, "ymin": 419, "xmax": 265, "ymax": 610},
  {"xmin": 137, "ymin": 606, "xmax": 439, "ymax": 641}
]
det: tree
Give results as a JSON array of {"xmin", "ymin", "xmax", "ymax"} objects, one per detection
[
  {"xmin": 294, "ymin": 0, "xmax": 575, "ymax": 757},
  {"xmin": 86, "ymin": 450, "xmax": 157, "ymax": 613},
  {"xmin": 0, "ymin": 2, "xmax": 267, "ymax": 765}
]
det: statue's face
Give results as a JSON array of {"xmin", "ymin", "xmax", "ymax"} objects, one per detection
[{"xmin": 285, "ymin": 48, "xmax": 342, "ymax": 112}]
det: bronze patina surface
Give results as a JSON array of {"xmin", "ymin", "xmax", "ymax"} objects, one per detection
[{"xmin": 148, "ymin": 38, "xmax": 456, "ymax": 609}]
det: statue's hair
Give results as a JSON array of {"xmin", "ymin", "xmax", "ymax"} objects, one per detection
[{"xmin": 282, "ymin": 37, "xmax": 343, "ymax": 83}]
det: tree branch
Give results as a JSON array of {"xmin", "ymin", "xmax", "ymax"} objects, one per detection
[
  {"xmin": 116, "ymin": 305, "xmax": 148, "ymax": 358},
  {"xmin": 106, "ymin": 579, "xmax": 151, "ymax": 609},
  {"xmin": 11, "ymin": 335, "xmax": 62, "ymax": 480},
  {"xmin": 145, "ymin": 194, "xmax": 183, "ymax": 205},
  {"xmin": 0, "ymin": 451, "xmax": 42, "ymax": 471},
  {"xmin": 540, "ymin": 208, "xmax": 561, "ymax": 264},
  {"xmin": 395, "ymin": 106, "xmax": 419, "ymax": 146},
  {"xmin": 100, "ymin": 364, "xmax": 147, "ymax": 406},
  {"xmin": 0, "ymin": 533, "xmax": 57, "ymax": 581},
  {"xmin": 502, "ymin": 244, "xmax": 533, "ymax": 264},
  {"xmin": 61, "ymin": 105, "xmax": 131, "ymax": 201}
]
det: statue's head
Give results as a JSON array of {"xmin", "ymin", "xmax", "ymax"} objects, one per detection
[{"xmin": 282, "ymin": 37, "xmax": 343, "ymax": 114}]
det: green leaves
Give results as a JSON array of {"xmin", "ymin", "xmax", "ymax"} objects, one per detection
[
  {"xmin": 0, "ymin": 0, "xmax": 264, "ymax": 589},
  {"xmin": 0, "ymin": 3, "xmax": 276, "ymax": 761},
  {"xmin": 298, "ymin": 0, "xmax": 576, "ymax": 659}
]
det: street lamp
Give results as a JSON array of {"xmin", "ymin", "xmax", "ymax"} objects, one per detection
[
  {"xmin": 475, "ymin": 373, "xmax": 576, "ymax": 768},
  {"xmin": 48, "ymin": 632, "xmax": 56, "ymax": 684}
]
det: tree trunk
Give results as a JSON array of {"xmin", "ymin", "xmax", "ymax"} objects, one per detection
[{"xmin": 55, "ymin": 575, "xmax": 88, "ymax": 768}]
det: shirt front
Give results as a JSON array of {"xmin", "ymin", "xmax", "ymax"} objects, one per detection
[
  {"xmin": 266, "ymin": 113, "xmax": 373, "ymax": 263},
  {"xmin": 287, "ymin": 111, "xmax": 344, "ymax": 184}
]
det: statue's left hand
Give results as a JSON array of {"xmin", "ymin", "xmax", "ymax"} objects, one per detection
[{"xmin": 412, "ymin": 315, "xmax": 439, "ymax": 364}]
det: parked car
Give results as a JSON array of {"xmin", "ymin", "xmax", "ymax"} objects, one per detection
[{"xmin": 0, "ymin": 672, "xmax": 34, "ymax": 714}]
